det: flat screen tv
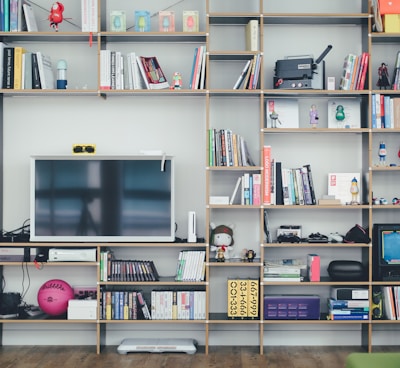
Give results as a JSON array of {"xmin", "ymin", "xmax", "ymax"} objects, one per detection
[
  {"xmin": 373, "ymin": 223, "xmax": 400, "ymax": 281},
  {"xmin": 30, "ymin": 155, "xmax": 175, "ymax": 242}
]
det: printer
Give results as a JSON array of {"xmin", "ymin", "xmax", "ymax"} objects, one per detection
[{"xmin": 273, "ymin": 45, "xmax": 332, "ymax": 90}]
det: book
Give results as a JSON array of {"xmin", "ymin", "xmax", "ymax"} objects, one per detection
[
  {"xmin": 227, "ymin": 278, "xmax": 240, "ymax": 318},
  {"xmin": 237, "ymin": 279, "xmax": 248, "ymax": 318},
  {"xmin": 357, "ymin": 52, "xmax": 369, "ymax": 90},
  {"xmin": 3, "ymin": 0, "xmax": 9, "ymax": 32},
  {"xmin": 233, "ymin": 59, "xmax": 251, "ymax": 89},
  {"xmin": 13, "ymin": 46, "xmax": 26, "ymax": 89},
  {"xmin": 2, "ymin": 47, "xmax": 14, "ymax": 89},
  {"xmin": 136, "ymin": 291, "xmax": 151, "ymax": 320},
  {"xmin": 247, "ymin": 279, "xmax": 259, "ymax": 318},
  {"xmin": 36, "ymin": 52, "xmax": 54, "ymax": 89},
  {"xmin": 0, "ymin": 41, "xmax": 7, "ymax": 88},
  {"xmin": 81, "ymin": 0, "xmax": 98, "ymax": 32},
  {"xmin": 9, "ymin": 0, "xmax": 20, "ymax": 32},
  {"xmin": 22, "ymin": 3, "xmax": 38, "ymax": 32},
  {"xmin": 245, "ymin": 20, "xmax": 259, "ymax": 51},
  {"xmin": 159, "ymin": 11, "xmax": 175, "ymax": 32},
  {"xmin": 328, "ymin": 298, "xmax": 369, "ymax": 309},
  {"xmin": 327, "ymin": 99, "xmax": 361, "ymax": 129},
  {"xmin": 307, "ymin": 254, "xmax": 320, "ymax": 282},
  {"xmin": 328, "ymin": 313, "xmax": 369, "ymax": 320},
  {"xmin": 21, "ymin": 51, "xmax": 32, "ymax": 89},
  {"xmin": 263, "ymin": 146, "xmax": 272, "ymax": 205},
  {"xmin": 135, "ymin": 10, "xmax": 150, "ymax": 32},
  {"xmin": 31, "ymin": 52, "xmax": 41, "ymax": 89},
  {"xmin": 328, "ymin": 173, "xmax": 361, "ymax": 205},
  {"xmin": 191, "ymin": 45, "xmax": 205, "ymax": 90},
  {"xmin": 110, "ymin": 10, "xmax": 126, "ymax": 32},
  {"xmin": 265, "ymin": 99, "xmax": 299, "ymax": 128},
  {"xmin": 339, "ymin": 53, "xmax": 356, "ymax": 90},
  {"xmin": 252, "ymin": 173, "xmax": 261, "ymax": 206},
  {"xmin": 229, "ymin": 176, "xmax": 242, "ymax": 205},
  {"xmin": 137, "ymin": 56, "xmax": 169, "ymax": 90},
  {"xmin": 303, "ymin": 164, "xmax": 316, "ymax": 205},
  {"xmin": 183, "ymin": 10, "xmax": 199, "ymax": 32}
]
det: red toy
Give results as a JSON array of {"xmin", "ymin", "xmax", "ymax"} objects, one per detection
[{"xmin": 49, "ymin": 2, "xmax": 65, "ymax": 31}]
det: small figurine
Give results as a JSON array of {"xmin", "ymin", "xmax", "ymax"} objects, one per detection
[
  {"xmin": 245, "ymin": 249, "xmax": 256, "ymax": 262},
  {"xmin": 210, "ymin": 223, "xmax": 234, "ymax": 260},
  {"xmin": 309, "ymin": 104, "xmax": 319, "ymax": 128},
  {"xmin": 48, "ymin": 2, "xmax": 65, "ymax": 31},
  {"xmin": 378, "ymin": 141, "xmax": 387, "ymax": 166},
  {"xmin": 335, "ymin": 105, "xmax": 345, "ymax": 121},
  {"xmin": 171, "ymin": 72, "xmax": 182, "ymax": 89},
  {"xmin": 269, "ymin": 111, "xmax": 281, "ymax": 128},
  {"xmin": 377, "ymin": 63, "xmax": 390, "ymax": 90},
  {"xmin": 349, "ymin": 177, "xmax": 360, "ymax": 205}
]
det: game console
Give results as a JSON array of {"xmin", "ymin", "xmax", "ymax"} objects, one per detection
[
  {"xmin": 117, "ymin": 338, "xmax": 197, "ymax": 354},
  {"xmin": 48, "ymin": 248, "xmax": 96, "ymax": 262},
  {"xmin": 188, "ymin": 211, "xmax": 197, "ymax": 243}
]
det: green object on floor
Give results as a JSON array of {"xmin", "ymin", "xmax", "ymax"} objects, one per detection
[{"xmin": 346, "ymin": 353, "xmax": 400, "ymax": 368}]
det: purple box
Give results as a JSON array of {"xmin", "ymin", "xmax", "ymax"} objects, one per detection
[{"xmin": 264, "ymin": 295, "xmax": 320, "ymax": 320}]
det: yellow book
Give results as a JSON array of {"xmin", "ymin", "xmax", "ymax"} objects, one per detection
[
  {"xmin": 13, "ymin": 46, "xmax": 26, "ymax": 90},
  {"xmin": 247, "ymin": 278, "xmax": 259, "ymax": 319},
  {"xmin": 227, "ymin": 278, "xmax": 239, "ymax": 318},
  {"xmin": 238, "ymin": 278, "xmax": 249, "ymax": 318}
]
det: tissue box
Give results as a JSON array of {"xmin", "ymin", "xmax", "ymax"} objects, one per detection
[
  {"xmin": 264, "ymin": 295, "xmax": 320, "ymax": 320},
  {"xmin": 379, "ymin": 0, "xmax": 400, "ymax": 15}
]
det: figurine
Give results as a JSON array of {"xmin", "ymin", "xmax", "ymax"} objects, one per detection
[
  {"xmin": 350, "ymin": 177, "xmax": 360, "ymax": 205},
  {"xmin": 171, "ymin": 72, "xmax": 182, "ymax": 89},
  {"xmin": 309, "ymin": 104, "xmax": 319, "ymax": 128},
  {"xmin": 245, "ymin": 249, "xmax": 256, "ymax": 262},
  {"xmin": 210, "ymin": 223, "xmax": 234, "ymax": 260},
  {"xmin": 378, "ymin": 141, "xmax": 387, "ymax": 166},
  {"xmin": 269, "ymin": 111, "xmax": 281, "ymax": 128},
  {"xmin": 335, "ymin": 105, "xmax": 345, "ymax": 122},
  {"xmin": 48, "ymin": 2, "xmax": 65, "ymax": 31},
  {"xmin": 377, "ymin": 63, "xmax": 390, "ymax": 90}
]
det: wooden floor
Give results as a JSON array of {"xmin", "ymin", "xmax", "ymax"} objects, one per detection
[{"xmin": 0, "ymin": 345, "xmax": 398, "ymax": 368}]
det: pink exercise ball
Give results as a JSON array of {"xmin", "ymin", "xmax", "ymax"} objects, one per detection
[{"xmin": 37, "ymin": 279, "xmax": 74, "ymax": 316}]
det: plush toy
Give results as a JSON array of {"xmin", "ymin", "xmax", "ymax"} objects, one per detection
[{"xmin": 210, "ymin": 223, "xmax": 234, "ymax": 260}]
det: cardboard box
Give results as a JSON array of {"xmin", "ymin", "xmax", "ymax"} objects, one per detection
[
  {"xmin": 380, "ymin": 0, "xmax": 400, "ymax": 15},
  {"xmin": 264, "ymin": 295, "xmax": 320, "ymax": 320},
  {"xmin": 384, "ymin": 14, "xmax": 400, "ymax": 32}
]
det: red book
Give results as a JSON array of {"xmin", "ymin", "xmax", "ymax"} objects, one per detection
[
  {"xmin": 263, "ymin": 146, "xmax": 272, "ymax": 205},
  {"xmin": 307, "ymin": 254, "xmax": 320, "ymax": 282}
]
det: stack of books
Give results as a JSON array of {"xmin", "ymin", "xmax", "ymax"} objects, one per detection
[
  {"xmin": 327, "ymin": 297, "xmax": 369, "ymax": 320},
  {"xmin": 263, "ymin": 259, "xmax": 305, "ymax": 282}
]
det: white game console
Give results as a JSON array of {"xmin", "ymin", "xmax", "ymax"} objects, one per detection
[
  {"xmin": 67, "ymin": 299, "xmax": 97, "ymax": 320},
  {"xmin": 188, "ymin": 211, "xmax": 197, "ymax": 243},
  {"xmin": 48, "ymin": 248, "xmax": 96, "ymax": 262},
  {"xmin": 117, "ymin": 338, "xmax": 197, "ymax": 354}
]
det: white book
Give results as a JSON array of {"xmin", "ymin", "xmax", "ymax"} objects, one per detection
[
  {"xmin": 199, "ymin": 46, "xmax": 206, "ymax": 89},
  {"xmin": 230, "ymin": 176, "xmax": 242, "ymax": 205},
  {"xmin": 265, "ymin": 98, "xmax": 299, "ymax": 128},
  {"xmin": 327, "ymin": 99, "xmax": 361, "ymax": 129},
  {"xmin": 245, "ymin": 19, "xmax": 259, "ymax": 51},
  {"xmin": 135, "ymin": 56, "xmax": 150, "ymax": 89},
  {"xmin": 23, "ymin": 3, "xmax": 38, "ymax": 32},
  {"xmin": 36, "ymin": 52, "xmax": 54, "ymax": 89},
  {"xmin": 82, "ymin": 0, "xmax": 98, "ymax": 32},
  {"xmin": 328, "ymin": 172, "xmax": 360, "ymax": 205},
  {"xmin": 100, "ymin": 49, "xmax": 111, "ymax": 90},
  {"xmin": 233, "ymin": 59, "xmax": 251, "ymax": 89}
]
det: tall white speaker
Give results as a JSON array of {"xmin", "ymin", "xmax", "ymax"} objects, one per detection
[{"xmin": 188, "ymin": 211, "xmax": 197, "ymax": 243}]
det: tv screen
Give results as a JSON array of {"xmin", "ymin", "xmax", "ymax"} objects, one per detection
[
  {"xmin": 373, "ymin": 223, "xmax": 400, "ymax": 280},
  {"xmin": 30, "ymin": 155, "xmax": 175, "ymax": 242}
]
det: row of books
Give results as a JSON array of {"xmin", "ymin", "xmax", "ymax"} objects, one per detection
[
  {"xmin": 382, "ymin": 286, "xmax": 400, "ymax": 320},
  {"xmin": 175, "ymin": 250, "xmax": 205, "ymax": 282},
  {"xmin": 151, "ymin": 290, "xmax": 206, "ymax": 320},
  {"xmin": 189, "ymin": 45, "xmax": 206, "ymax": 89},
  {"xmin": 339, "ymin": 52, "xmax": 369, "ymax": 90},
  {"xmin": 100, "ymin": 290, "xmax": 145, "ymax": 320},
  {"xmin": 100, "ymin": 50, "xmax": 170, "ymax": 90},
  {"xmin": 328, "ymin": 298, "xmax": 369, "ymax": 321},
  {"xmin": 263, "ymin": 145, "xmax": 316, "ymax": 206},
  {"xmin": 229, "ymin": 173, "xmax": 261, "ymax": 206},
  {"xmin": 233, "ymin": 54, "xmax": 262, "ymax": 90},
  {"xmin": 227, "ymin": 278, "xmax": 259, "ymax": 319},
  {"xmin": 1, "ymin": 1, "xmax": 33, "ymax": 32},
  {"xmin": 100, "ymin": 251, "xmax": 159, "ymax": 282},
  {"xmin": 208, "ymin": 128, "xmax": 255, "ymax": 167},
  {"xmin": 1, "ymin": 44, "xmax": 54, "ymax": 89},
  {"xmin": 372, "ymin": 93, "xmax": 400, "ymax": 129}
]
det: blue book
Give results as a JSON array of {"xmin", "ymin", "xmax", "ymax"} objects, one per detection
[{"xmin": 3, "ymin": 0, "xmax": 9, "ymax": 32}]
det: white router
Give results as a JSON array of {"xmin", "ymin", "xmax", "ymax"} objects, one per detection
[{"xmin": 117, "ymin": 338, "xmax": 197, "ymax": 354}]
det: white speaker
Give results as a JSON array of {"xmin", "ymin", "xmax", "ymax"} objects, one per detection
[{"xmin": 188, "ymin": 211, "xmax": 197, "ymax": 243}]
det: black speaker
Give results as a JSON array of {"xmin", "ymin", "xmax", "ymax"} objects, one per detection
[
  {"xmin": 0, "ymin": 292, "xmax": 21, "ymax": 316},
  {"xmin": 372, "ymin": 290, "xmax": 383, "ymax": 320}
]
